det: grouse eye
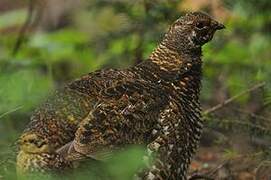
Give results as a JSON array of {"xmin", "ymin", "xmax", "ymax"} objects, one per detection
[
  {"xmin": 196, "ymin": 22, "xmax": 205, "ymax": 29},
  {"xmin": 37, "ymin": 141, "xmax": 46, "ymax": 148}
]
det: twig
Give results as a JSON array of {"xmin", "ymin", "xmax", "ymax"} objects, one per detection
[
  {"xmin": 12, "ymin": 0, "xmax": 35, "ymax": 56},
  {"xmin": 204, "ymin": 82, "xmax": 266, "ymax": 115},
  {"xmin": 189, "ymin": 161, "xmax": 228, "ymax": 180},
  {"xmin": 207, "ymin": 160, "xmax": 228, "ymax": 176},
  {"xmin": 0, "ymin": 106, "xmax": 23, "ymax": 119},
  {"xmin": 255, "ymin": 160, "xmax": 271, "ymax": 180},
  {"xmin": 233, "ymin": 108, "xmax": 271, "ymax": 122}
]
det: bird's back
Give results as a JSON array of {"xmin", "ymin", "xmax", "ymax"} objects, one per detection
[{"xmin": 21, "ymin": 64, "xmax": 170, "ymax": 153}]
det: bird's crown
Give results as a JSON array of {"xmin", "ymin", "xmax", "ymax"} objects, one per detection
[{"xmin": 164, "ymin": 11, "xmax": 225, "ymax": 51}]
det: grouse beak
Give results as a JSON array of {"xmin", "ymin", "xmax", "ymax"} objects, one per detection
[{"xmin": 214, "ymin": 22, "xmax": 225, "ymax": 30}]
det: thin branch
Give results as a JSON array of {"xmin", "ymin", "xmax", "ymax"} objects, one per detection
[
  {"xmin": 204, "ymin": 82, "xmax": 266, "ymax": 115},
  {"xmin": 12, "ymin": 0, "xmax": 35, "ymax": 56},
  {"xmin": 255, "ymin": 160, "xmax": 271, "ymax": 180},
  {"xmin": 189, "ymin": 161, "xmax": 228, "ymax": 180},
  {"xmin": 0, "ymin": 106, "xmax": 23, "ymax": 119},
  {"xmin": 207, "ymin": 160, "xmax": 228, "ymax": 176},
  {"xmin": 233, "ymin": 108, "xmax": 271, "ymax": 122}
]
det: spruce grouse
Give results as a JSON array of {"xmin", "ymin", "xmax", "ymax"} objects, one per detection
[{"xmin": 17, "ymin": 12, "xmax": 225, "ymax": 179}]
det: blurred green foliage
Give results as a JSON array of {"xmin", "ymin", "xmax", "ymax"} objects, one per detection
[
  {"xmin": 1, "ymin": 146, "xmax": 146, "ymax": 180},
  {"xmin": 0, "ymin": 0, "xmax": 270, "ymax": 179}
]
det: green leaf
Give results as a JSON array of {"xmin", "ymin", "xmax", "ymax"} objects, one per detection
[
  {"xmin": 105, "ymin": 146, "xmax": 146, "ymax": 180},
  {"xmin": 0, "ymin": 69, "xmax": 53, "ymax": 114}
]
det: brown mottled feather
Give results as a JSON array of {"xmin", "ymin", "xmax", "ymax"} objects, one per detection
[{"xmin": 17, "ymin": 12, "xmax": 224, "ymax": 179}]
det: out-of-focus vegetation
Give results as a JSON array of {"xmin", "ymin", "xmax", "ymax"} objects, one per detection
[
  {"xmin": 0, "ymin": 0, "xmax": 270, "ymax": 179},
  {"xmin": 4, "ymin": 146, "xmax": 146, "ymax": 180}
]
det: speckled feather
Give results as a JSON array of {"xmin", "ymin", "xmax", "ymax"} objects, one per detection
[{"xmin": 17, "ymin": 12, "xmax": 224, "ymax": 179}]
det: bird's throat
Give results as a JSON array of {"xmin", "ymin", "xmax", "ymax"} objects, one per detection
[
  {"xmin": 149, "ymin": 42, "xmax": 183, "ymax": 72},
  {"xmin": 149, "ymin": 40, "xmax": 202, "ymax": 71}
]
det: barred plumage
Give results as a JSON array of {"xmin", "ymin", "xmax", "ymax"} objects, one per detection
[{"xmin": 17, "ymin": 12, "xmax": 224, "ymax": 179}]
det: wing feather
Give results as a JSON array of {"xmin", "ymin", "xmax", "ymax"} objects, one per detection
[{"xmin": 61, "ymin": 79, "xmax": 169, "ymax": 162}]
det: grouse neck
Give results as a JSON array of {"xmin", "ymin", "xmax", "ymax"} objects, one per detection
[{"xmin": 148, "ymin": 40, "xmax": 202, "ymax": 76}]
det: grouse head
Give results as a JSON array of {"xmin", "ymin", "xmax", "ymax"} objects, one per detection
[
  {"xmin": 164, "ymin": 11, "xmax": 225, "ymax": 52},
  {"xmin": 17, "ymin": 132, "xmax": 70, "ymax": 175},
  {"xmin": 18, "ymin": 132, "xmax": 52, "ymax": 154}
]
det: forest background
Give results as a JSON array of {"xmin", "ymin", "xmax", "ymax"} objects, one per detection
[{"xmin": 0, "ymin": 0, "xmax": 270, "ymax": 179}]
